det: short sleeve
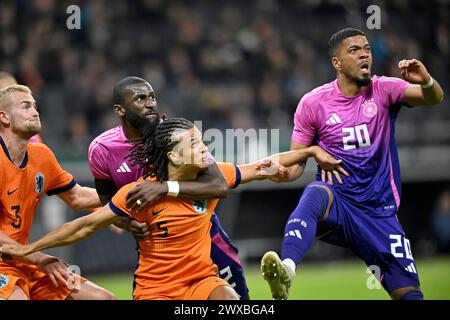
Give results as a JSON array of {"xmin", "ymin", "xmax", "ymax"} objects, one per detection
[
  {"xmin": 291, "ymin": 96, "xmax": 316, "ymax": 146},
  {"xmin": 217, "ymin": 162, "xmax": 240, "ymax": 189},
  {"xmin": 378, "ymin": 76, "xmax": 411, "ymax": 106},
  {"xmin": 109, "ymin": 182, "xmax": 138, "ymax": 218},
  {"xmin": 88, "ymin": 141, "xmax": 111, "ymax": 180}
]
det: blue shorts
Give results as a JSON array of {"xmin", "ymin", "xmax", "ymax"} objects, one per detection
[
  {"xmin": 315, "ymin": 182, "xmax": 420, "ymax": 293},
  {"xmin": 209, "ymin": 213, "xmax": 249, "ymax": 299}
]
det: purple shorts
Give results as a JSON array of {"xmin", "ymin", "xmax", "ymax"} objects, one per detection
[
  {"xmin": 210, "ymin": 213, "xmax": 249, "ymax": 299},
  {"xmin": 316, "ymin": 182, "xmax": 420, "ymax": 292}
]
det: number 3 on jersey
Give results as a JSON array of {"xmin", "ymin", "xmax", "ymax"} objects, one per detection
[
  {"xmin": 10, "ymin": 205, "xmax": 21, "ymax": 229},
  {"xmin": 342, "ymin": 124, "xmax": 371, "ymax": 150}
]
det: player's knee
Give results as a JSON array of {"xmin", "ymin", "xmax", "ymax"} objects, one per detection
[
  {"xmin": 78, "ymin": 289, "xmax": 117, "ymax": 300},
  {"xmin": 391, "ymin": 286, "xmax": 423, "ymax": 300},
  {"xmin": 221, "ymin": 286, "xmax": 239, "ymax": 300},
  {"xmin": 224, "ymin": 287, "xmax": 239, "ymax": 300},
  {"xmin": 305, "ymin": 182, "xmax": 332, "ymax": 200},
  {"xmin": 399, "ymin": 290, "xmax": 423, "ymax": 300},
  {"xmin": 208, "ymin": 285, "xmax": 239, "ymax": 300},
  {"xmin": 299, "ymin": 182, "xmax": 332, "ymax": 220},
  {"xmin": 8, "ymin": 286, "xmax": 28, "ymax": 300},
  {"xmin": 71, "ymin": 281, "xmax": 117, "ymax": 300},
  {"xmin": 96, "ymin": 289, "xmax": 117, "ymax": 300},
  {"xmin": 305, "ymin": 181, "xmax": 329, "ymax": 189}
]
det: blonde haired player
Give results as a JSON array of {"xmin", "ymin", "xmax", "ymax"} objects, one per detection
[
  {"xmin": 0, "ymin": 85, "xmax": 115, "ymax": 300},
  {"xmin": 0, "ymin": 72, "xmax": 41, "ymax": 143}
]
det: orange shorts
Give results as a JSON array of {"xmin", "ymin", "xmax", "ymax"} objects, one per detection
[
  {"xmin": 134, "ymin": 275, "xmax": 229, "ymax": 300},
  {"xmin": 0, "ymin": 262, "xmax": 84, "ymax": 300}
]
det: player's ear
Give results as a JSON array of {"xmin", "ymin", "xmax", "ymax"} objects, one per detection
[
  {"xmin": 332, "ymin": 56, "xmax": 342, "ymax": 71},
  {"xmin": 167, "ymin": 150, "xmax": 182, "ymax": 166},
  {"xmin": 113, "ymin": 104, "xmax": 126, "ymax": 116},
  {"xmin": 0, "ymin": 111, "xmax": 10, "ymax": 126}
]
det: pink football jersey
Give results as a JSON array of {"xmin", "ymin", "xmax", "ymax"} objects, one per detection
[
  {"xmin": 88, "ymin": 125, "xmax": 145, "ymax": 188},
  {"xmin": 292, "ymin": 75, "xmax": 411, "ymax": 217}
]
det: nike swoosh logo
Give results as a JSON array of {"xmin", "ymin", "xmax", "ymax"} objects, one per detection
[
  {"xmin": 7, "ymin": 188, "xmax": 18, "ymax": 195},
  {"xmin": 152, "ymin": 208, "xmax": 165, "ymax": 216}
]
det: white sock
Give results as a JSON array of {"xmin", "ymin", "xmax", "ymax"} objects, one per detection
[{"xmin": 282, "ymin": 258, "xmax": 296, "ymax": 280}]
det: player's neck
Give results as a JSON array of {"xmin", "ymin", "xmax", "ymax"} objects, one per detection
[
  {"xmin": 121, "ymin": 122, "xmax": 143, "ymax": 140},
  {"xmin": 167, "ymin": 164, "xmax": 199, "ymax": 181},
  {"xmin": 337, "ymin": 74, "xmax": 365, "ymax": 97},
  {"xmin": 0, "ymin": 132, "xmax": 29, "ymax": 166}
]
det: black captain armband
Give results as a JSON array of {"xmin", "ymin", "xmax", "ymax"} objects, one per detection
[{"xmin": 94, "ymin": 178, "xmax": 118, "ymax": 196}]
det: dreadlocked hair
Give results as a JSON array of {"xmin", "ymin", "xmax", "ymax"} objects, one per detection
[{"xmin": 127, "ymin": 117, "xmax": 194, "ymax": 181}]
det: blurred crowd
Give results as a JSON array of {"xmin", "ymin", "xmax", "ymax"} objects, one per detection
[
  {"xmin": 0, "ymin": 0, "xmax": 449, "ymax": 159},
  {"xmin": 431, "ymin": 189, "xmax": 450, "ymax": 253}
]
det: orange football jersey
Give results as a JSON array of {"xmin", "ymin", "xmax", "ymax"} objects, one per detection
[
  {"xmin": 0, "ymin": 138, "xmax": 75, "ymax": 244},
  {"xmin": 110, "ymin": 162, "xmax": 241, "ymax": 299}
]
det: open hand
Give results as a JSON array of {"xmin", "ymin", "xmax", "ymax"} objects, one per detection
[
  {"xmin": 37, "ymin": 256, "xmax": 76, "ymax": 288},
  {"xmin": 312, "ymin": 146, "xmax": 349, "ymax": 185}
]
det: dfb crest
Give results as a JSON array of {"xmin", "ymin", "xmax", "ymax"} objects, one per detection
[{"xmin": 35, "ymin": 173, "xmax": 45, "ymax": 195}]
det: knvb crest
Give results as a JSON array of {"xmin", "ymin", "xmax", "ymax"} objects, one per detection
[
  {"xmin": 192, "ymin": 200, "xmax": 207, "ymax": 214},
  {"xmin": 0, "ymin": 274, "xmax": 8, "ymax": 289},
  {"xmin": 35, "ymin": 173, "xmax": 45, "ymax": 195}
]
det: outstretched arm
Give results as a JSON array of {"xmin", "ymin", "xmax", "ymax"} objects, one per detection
[
  {"xmin": 247, "ymin": 141, "xmax": 311, "ymax": 183},
  {"xmin": 236, "ymin": 146, "xmax": 314, "ymax": 184},
  {"xmin": 399, "ymin": 59, "xmax": 444, "ymax": 106},
  {"xmin": 0, "ymin": 231, "xmax": 55, "ymax": 265},
  {"xmin": 0, "ymin": 206, "xmax": 122, "ymax": 258},
  {"xmin": 238, "ymin": 145, "xmax": 348, "ymax": 184},
  {"xmin": 125, "ymin": 162, "xmax": 227, "ymax": 210}
]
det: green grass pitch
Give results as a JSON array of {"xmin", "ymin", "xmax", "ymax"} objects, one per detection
[{"xmin": 88, "ymin": 256, "xmax": 450, "ymax": 300}]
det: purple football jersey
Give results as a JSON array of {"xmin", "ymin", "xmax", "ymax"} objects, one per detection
[
  {"xmin": 292, "ymin": 75, "xmax": 411, "ymax": 217},
  {"xmin": 88, "ymin": 125, "xmax": 145, "ymax": 188}
]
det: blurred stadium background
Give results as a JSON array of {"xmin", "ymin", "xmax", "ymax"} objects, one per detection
[{"xmin": 1, "ymin": 0, "xmax": 449, "ymax": 299}]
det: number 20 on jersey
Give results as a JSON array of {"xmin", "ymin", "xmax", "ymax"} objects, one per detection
[{"xmin": 342, "ymin": 124, "xmax": 371, "ymax": 150}]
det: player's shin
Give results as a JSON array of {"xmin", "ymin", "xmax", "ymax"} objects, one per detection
[
  {"xmin": 280, "ymin": 184, "xmax": 330, "ymax": 267},
  {"xmin": 262, "ymin": 184, "xmax": 330, "ymax": 300}
]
